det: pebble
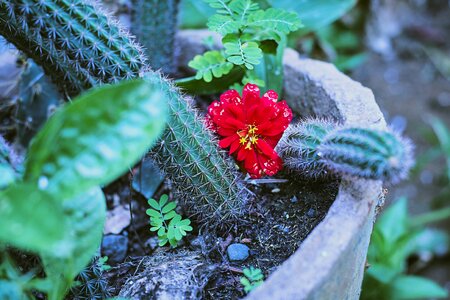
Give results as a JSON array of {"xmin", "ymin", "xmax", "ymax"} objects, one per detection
[
  {"xmin": 307, "ymin": 208, "xmax": 316, "ymax": 218},
  {"xmin": 101, "ymin": 234, "xmax": 128, "ymax": 264},
  {"xmin": 227, "ymin": 243, "xmax": 250, "ymax": 262},
  {"xmin": 290, "ymin": 196, "xmax": 298, "ymax": 203}
]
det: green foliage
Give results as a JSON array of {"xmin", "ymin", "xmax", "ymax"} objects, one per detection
[
  {"xmin": 240, "ymin": 267, "xmax": 264, "ymax": 294},
  {"xmin": 0, "ymin": 80, "xmax": 168, "ymax": 300},
  {"xmin": 188, "ymin": 50, "xmax": 233, "ymax": 82},
  {"xmin": 0, "ymin": 0, "xmax": 248, "ymax": 227},
  {"xmin": 277, "ymin": 119, "xmax": 414, "ymax": 184},
  {"xmin": 0, "ymin": 136, "xmax": 19, "ymax": 189},
  {"xmin": 0, "ymin": 0, "xmax": 146, "ymax": 97},
  {"xmin": 68, "ymin": 256, "xmax": 112, "ymax": 300},
  {"xmin": 362, "ymin": 198, "xmax": 449, "ymax": 300},
  {"xmin": 25, "ymin": 78, "xmax": 168, "ymax": 200},
  {"xmin": 146, "ymin": 194, "xmax": 193, "ymax": 247},
  {"xmin": 185, "ymin": 0, "xmax": 301, "ymax": 93},
  {"xmin": 131, "ymin": 0, "xmax": 180, "ymax": 74}
]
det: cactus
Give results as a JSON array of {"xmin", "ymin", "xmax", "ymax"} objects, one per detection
[
  {"xmin": 148, "ymin": 74, "xmax": 248, "ymax": 225},
  {"xmin": 318, "ymin": 127, "xmax": 414, "ymax": 184},
  {"xmin": 0, "ymin": 0, "xmax": 146, "ymax": 97},
  {"xmin": 131, "ymin": 0, "xmax": 180, "ymax": 74},
  {"xmin": 277, "ymin": 119, "xmax": 414, "ymax": 184},
  {"xmin": 0, "ymin": 0, "xmax": 248, "ymax": 225},
  {"xmin": 67, "ymin": 256, "xmax": 111, "ymax": 300},
  {"xmin": 276, "ymin": 118, "xmax": 336, "ymax": 179},
  {"xmin": 16, "ymin": 59, "xmax": 61, "ymax": 146}
]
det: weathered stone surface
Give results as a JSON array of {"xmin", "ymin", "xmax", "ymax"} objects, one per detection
[
  {"xmin": 176, "ymin": 30, "xmax": 385, "ymax": 300},
  {"xmin": 227, "ymin": 243, "xmax": 250, "ymax": 261},
  {"xmin": 119, "ymin": 249, "xmax": 214, "ymax": 300},
  {"xmin": 101, "ymin": 234, "xmax": 128, "ymax": 264}
]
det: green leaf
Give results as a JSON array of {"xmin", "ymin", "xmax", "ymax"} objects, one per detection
[
  {"xmin": 188, "ymin": 51, "xmax": 233, "ymax": 82},
  {"xmin": 0, "ymin": 165, "xmax": 15, "ymax": 189},
  {"xmin": 43, "ymin": 186, "xmax": 106, "ymax": 300},
  {"xmin": 376, "ymin": 197, "xmax": 409, "ymax": 246},
  {"xmin": 162, "ymin": 201, "xmax": 177, "ymax": 214},
  {"xmin": 148, "ymin": 198, "xmax": 160, "ymax": 210},
  {"xmin": 223, "ymin": 35, "xmax": 263, "ymax": 69},
  {"xmin": 164, "ymin": 210, "xmax": 177, "ymax": 220},
  {"xmin": 0, "ymin": 183, "xmax": 72, "ymax": 257},
  {"xmin": 229, "ymin": 0, "xmax": 259, "ymax": 22},
  {"xmin": 175, "ymin": 66, "xmax": 245, "ymax": 95},
  {"xmin": 267, "ymin": 0, "xmax": 356, "ymax": 35},
  {"xmin": 392, "ymin": 275, "xmax": 448, "ymax": 299},
  {"xmin": 204, "ymin": 0, "xmax": 234, "ymax": 16},
  {"xmin": 366, "ymin": 264, "xmax": 398, "ymax": 284},
  {"xmin": 207, "ymin": 15, "xmax": 240, "ymax": 35},
  {"xmin": 146, "ymin": 209, "xmax": 160, "ymax": 218},
  {"xmin": 159, "ymin": 194, "xmax": 169, "ymax": 207},
  {"xmin": 180, "ymin": 0, "xmax": 215, "ymax": 28},
  {"xmin": 24, "ymin": 78, "xmax": 168, "ymax": 200},
  {"xmin": 246, "ymin": 8, "xmax": 302, "ymax": 35}
]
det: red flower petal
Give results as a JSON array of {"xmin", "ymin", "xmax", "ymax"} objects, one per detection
[
  {"xmin": 219, "ymin": 135, "xmax": 238, "ymax": 149},
  {"xmin": 242, "ymin": 83, "xmax": 260, "ymax": 107},
  {"xmin": 256, "ymin": 139, "xmax": 278, "ymax": 159}
]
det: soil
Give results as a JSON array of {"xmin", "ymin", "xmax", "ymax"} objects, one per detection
[{"xmin": 103, "ymin": 165, "xmax": 338, "ymax": 299}]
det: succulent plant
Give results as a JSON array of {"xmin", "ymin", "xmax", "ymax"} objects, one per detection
[
  {"xmin": 276, "ymin": 118, "xmax": 336, "ymax": 179},
  {"xmin": 0, "ymin": 0, "xmax": 248, "ymax": 225},
  {"xmin": 277, "ymin": 118, "xmax": 414, "ymax": 184},
  {"xmin": 131, "ymin": 0, "xmax": 180, "ymax": 74},
  {"xmin": 68, "ymin": 256, "xmax": 111, "ymax": 300}
]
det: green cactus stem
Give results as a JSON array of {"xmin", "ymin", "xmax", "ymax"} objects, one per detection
[
  {"xmin": 0, "ymin": 0, "xmax": 248, "ymax": 225},
  {"xmin": 318, "ymin": 127, "xmax": 414, "ymax": 184},
  {"xmin": 276, "ymin": 118, "xmax": 336, "ymax": 179},
  {"xmin": 131, "ymin": 0, "xmax": 180, "ymax": 74},
  {"xmin": 0, "ymin": 0, "xmax": 146, "ymax": 97}
]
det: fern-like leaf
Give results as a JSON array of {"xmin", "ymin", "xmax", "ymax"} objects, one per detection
[
  {"xmin": 223, "ymin": 34, "xmax": 262, "ymax": 69},
  {"xmin": 247, "ymin": 8, "xmax": 302, "ymax": 35},
  {"xmin": 229, "ymin": 0, "xmax": 259, "ymax": 22},
  {"xmin": 204, "ymin": 0, "xmax": 233, "ymax": 16},
  {"xmin": 207, "ymin": 14, "xmax": 240, "ymax": 35},
  {"xmin": 188, "ymin": 50, "xmax": 234, "ymax": 82}
]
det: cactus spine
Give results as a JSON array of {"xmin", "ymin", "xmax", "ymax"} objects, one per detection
[
  {"xmin": 278, "ymin": 119, "xmax": 414, "ymax": 184},
  {"xmin": 148, "ymin": 74, "xmax": 248, "ymax": 225},
  {"xmin": 0, "ymin": 0, "xmax": 248, "ymax": 224},
  {"xmin": 0, "ymin": 0, "xmax": 146, "ymax": 97},
  {"xmin": 131, "ymin": 0, "xmax": 180, "ymax": 74},
  {"xmin": 318, "ymin": 127, "xmax": 413, "ymax": 184}
]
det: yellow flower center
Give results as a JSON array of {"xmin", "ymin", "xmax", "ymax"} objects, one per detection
[{"xmin": 238, "ymin": 124, "xmax": 259, "ymax": 150}]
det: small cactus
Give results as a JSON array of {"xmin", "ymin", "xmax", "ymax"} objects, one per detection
[
  {"xmin": 276, "ymin": 118, "xmax": 336, "ymax": 179},
  {"xmin": 0, "ymin": 0, "xmax": 248, "ymax": 225},
  {"xmin": 67, "ymin": 256, "xmax": 111, "ymax": 300},
  {"xmin": 16, "ymin": 59, "xmax": 61, "ymax": 146},
  {"xmin": 131, "ymin": 0, "xmax": 180, "ymax": 74},
  {"xmin": 277, "ymin": 119, "xmax": 414, "ymax": 184},
  {"xmin": 318, "ymin": 127, "xmax": 414, "ymax": 184}
]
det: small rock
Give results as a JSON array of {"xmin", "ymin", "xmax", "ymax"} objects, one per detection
[
  {"xmin": 227, "ymin": 243, "xmax": 249, "ymax": 262},
  {"xmin": 290, "ymin": 196, "xmax": 298, "ymax": 203},
  {"xmin": 307, "ymin": 208, "xmax": 316, "ymax": 218},
  {"xmin": 104, "ymin": 204, "xmax": 131, "ymax": 234},
  {"xmin": 132, "ymin": 159, "xmax": 164, "ymax": 199},
  {"xmin": 145, "ymin": 236, "xmax": 159, "ymax": 250},
  {"xmin": 101, "ymin": 234, "xmax": 128, "ymax": 264}
]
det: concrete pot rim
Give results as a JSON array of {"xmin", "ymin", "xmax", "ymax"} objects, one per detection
[{"xmin": 176, "ymin": 30, "xmax": 386, "ymax": 300}]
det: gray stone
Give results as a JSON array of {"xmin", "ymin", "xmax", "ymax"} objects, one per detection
[
  {"xmin": 132, "ymin": 159, "xmax": 164, "ymax": 199},
  {"xmin": 101, "ymin": 234, "xmax": 128, "ymax": 264},
  {"xmin": 119, "ymin": 249, "xmax": 214, "ymax": 300},
  {"xmin": 227, "ymin": 243, "xmax": 250, "ymax": 262},
  {"xmin": 306, "ymin": 208, "xmax": 316, "ymax": 218}
]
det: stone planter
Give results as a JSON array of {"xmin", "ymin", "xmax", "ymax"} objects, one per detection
[{"xmin": 177, "ymin": 30, "xmax": 386, "ymax": 300}]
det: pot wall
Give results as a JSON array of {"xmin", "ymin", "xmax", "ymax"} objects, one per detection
[{"xmin": 177, "ymin": 30, "xmax": 386, "ymax": 300}]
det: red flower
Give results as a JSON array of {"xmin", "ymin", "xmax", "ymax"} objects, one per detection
[{"xmin": 206, "ymin": 83, "xmax": 293, "ymax": 178}]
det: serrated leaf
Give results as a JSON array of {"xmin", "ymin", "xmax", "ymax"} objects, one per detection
[
  {"xmin": 0, "ymin": 183, "xmax": 73, "ymax": 257},
  {"xmin": 162, "ymin": 201, "xmax": 177, "ymax": 214},
  {"xmin": 207, "ymin": 14, "xmax": 240, "ymax": 35},
  {"xmin": 223, "ymin": 35, "xmax": 262, "ymax": 69},
  {"xmin": 247, "ymin": 8, "xmax": 302, "ymax": 35},
  {"xmin": 188, "ymin": 51, "xmax": 233, "ymax": 82},
  {"xmin": 24, "ymin": 78, "xmax": 168, "ymax": 200}
]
